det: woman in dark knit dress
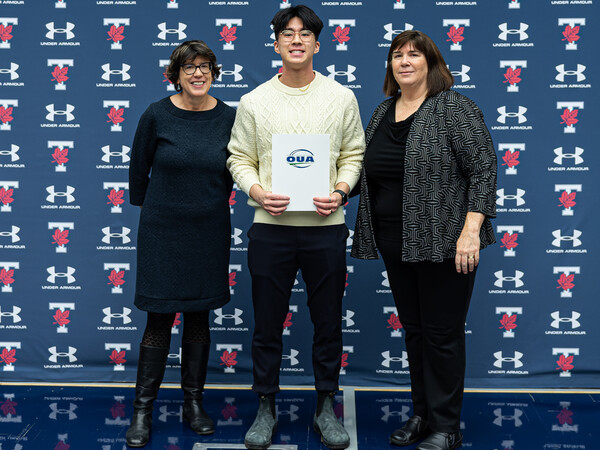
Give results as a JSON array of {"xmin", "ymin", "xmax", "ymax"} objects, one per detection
[{"xmin": 126, "ymin": 40, "xmax": 235, "ymax": 447}]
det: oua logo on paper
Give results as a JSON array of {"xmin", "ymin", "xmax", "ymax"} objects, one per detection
[{"xmin": 286, "ymin": 149, "xmax": 315, "ymax": 168}]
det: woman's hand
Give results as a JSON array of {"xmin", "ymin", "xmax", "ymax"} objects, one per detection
[
  {"xmin": 250, "ymin": 184, "xmax": 289, "ymax": 216},
  {"xmin": 455, "ymin": 212, "xmax": 485, "ymax": 274},
  {"xmin": 313, "ymin": 193, "xmax": 342, "ymax": 217}
]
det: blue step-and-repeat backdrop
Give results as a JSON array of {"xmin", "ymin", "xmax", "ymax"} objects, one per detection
[{"xmin": 0, "ymin": 0, "xmax": 598, "ymax": 388}]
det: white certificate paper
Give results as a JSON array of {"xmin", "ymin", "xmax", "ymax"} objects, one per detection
[{"xmin": 271, "ymin": 134, "xmax": 330, "ymax": 211}]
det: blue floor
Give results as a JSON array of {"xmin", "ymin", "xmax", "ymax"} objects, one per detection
[{"xmin": 0, "ymin": 385, "xmax": 597, "ymax": 449}]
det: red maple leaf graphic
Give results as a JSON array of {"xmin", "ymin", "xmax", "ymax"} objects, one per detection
[
  {"xmin": 500, "ymin": 232, "xmax": 518, "ymax": 250},
  {"xmin": 501, "ymin": 150, "xmax": 520, "ymax": 168},
  {"xmin": 499, "ymin": 314, "xmax": 517, "ymax": 331},
  {"xmin": 1, "ymin": 398, "xmax": 17, "ymax": 416},
  {"xmin": 557, "ymin": 273, "xmax": 575, "ymax": 291},
  {"xmin": 107, "ymin": 25, "xmax": 125, "ymax": 43},
  {"xmin": 107, "ymin": 269, "xmax": 125, "ymax": 287},
  {"xmin": 51, "ymin": 66, "xmax": 69, "ymax": 83},
  {"xmin": 557, "ymin": 408, "xmax": 573, "ymax": 425},
  {"xmin": 164, "ymin": 445, "xmax": 180, "ymax": 450},
  {"xmin": 387, "ymin": 313, "xmax": 403, "ymax": 331},
  {"xmin": 446, "ymin": 26, "xmax": 464, "ymax": 44},
  {"xmin": 0, "ymin": 188, "xmax": 14, "ymax": 206},
  {"xmin": 107, "ymin": 188, "xmax": 125, "ymax": 206},
  {"xmin": 345, "ymin": 273, "xmax": 349, "ymax": 288},
  {"xmin": 503, "ymin": 67, "xmax": 521, "ymax": 85},
  {"xmin": 0, "ymin": 24, "xmax": 13, "ymax": 42},
  {"xmin": 229, "ymin": 190, "xmax": 237, "ymax": 206},
  {"xmin": 219, "ymin": 26, "xmax": 237, "ymax": 44},
  {"xmin": 110, "ymin": 402, "xmax": 125, "ymax": 418},
  {"xmin": 107, "ymin": 107, "xmax": 125, "ymax": 124},
  {"xmin": 558, "ymin": 191, "xmax": 576, "ymax": 209},
  {"xmin": 341, "ymin": 352, "xmax": 348, "ymax": 368},
  {"xmin": 0, "ymin": 268, "xmax": 15, "ymax": 286},
  {"xmin": 283, "ymin": 312, "xmax": 293, "ymax": 328},
  {"xmin": 51, "ymin": 147, "xmax": 69, "ymax": 165},
  {"xmin": 162, "ymin": 70, "xmax": 173, "ymax": 85},
  {"xmin": 52, "ymin": 229, "xmax": 70, "ymax": 246},
  {"xmin": 560, "ymin": 108, "xmax": 578, "ymax": 126},
  {"xmin": 222, "ymin": 403, "xmax": 238, "ymax": 420},
  {"xmin": 332, "ymin": 26, "xmax": 350, "ymax": 43},
  {"xmin": 0, "ymin": 106, "xmax": 14, "ymax": 124},
  {"xmin": 53, "ymin": 309, "xmax": 70, "ymax": 327},
  {"xmin": 109, "ymin": 350, "xmax": 127, "ymax": 365},
  {"xmin": 220, "ymin": 350, "xmax": 237, "ymax": 367},
  {"xmin": 562, "ymin": 25, "xmax": 580, "ymax": 43},
  {"xmin": 55, "ymin": 441, "xmax": 70, "ymax": 450},
  {"xmin": 0, "ymin": 348, "xmax": 16, "ymax": 365},
  {"xmin": 229, "ymin": 272, "xmax": 237, "ymax": 287},
  {"xmin": 172, "ymin": 312, "xmax": 181, "ymax": 327},
  {"xmin": 556, "ymin": 354, "xmax": 574, "ymax": 372}
]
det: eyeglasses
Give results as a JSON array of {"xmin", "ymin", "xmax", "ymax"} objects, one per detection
[
  {"xmin": 181, "ymin": 62, "xmax": 212, "ymax": 75},
  {"xmin": 279, "ymin": 29, "xmax": 314, "ymax": 42}
]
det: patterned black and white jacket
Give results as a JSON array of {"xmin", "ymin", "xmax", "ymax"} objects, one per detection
[{"xmin": 351, "ymin": 90, "xmax": 497, "ymax": 262}]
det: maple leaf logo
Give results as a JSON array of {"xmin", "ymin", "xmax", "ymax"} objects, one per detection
[
  {"xmin": 107, "ymin": 188, "xmax": 125, "ymax": 206},
  {"xmin": 229, "ymin": 190, "xmax": 237, "ymax": 206},
  {"xmin": 557, "ymin": 273, "xmax": 575, "ymax": 291},
  {"xmin": 0, "ymin": 268, "xmax": 15, "ymax": 286},
  {"xmin": 109, "ymin": 350, "xmax": 127, "ymax": 365},
  {"xmin": 162, "ymin": 70, "xmax": 173, "ymax": 85},
  {"xmin": 556, "ymin": 354, "xmax": 574, "ymax": 372},
  {"xmin": 558, "ymin": 191, "xmax": 576, "ymax": 209},
  {"xmin": 55, "ymin": 441, "xmax": 70, "ymax": 450},
  {"xmin": 219, "ymin": 26, "xmax": 237, "ymax": 44},
  {"xmin": 341, "ymin": 353, "xmax": 349, "ymax": 368},
  {"xmin": 446, "ymin": 26, "xmax": 464, "ymax": 44},
  {"xmin": 560, "ymin": 108, "xmax": 578, "ymax": 127},
  {"xmin": 345, "ymin": 273, "xmax": 349, "ymax": 288},
  {"xmin": 220, "ymin": 350, "xmax": 237, "ymax": 367},
  {"xmin": 107, "ymin": 269, "xmax": 125, "ymax": 287},
  {"xmin": 499, "ymin": 314, "xmax": 517, "ymax": 331},
  {"xmin": 556, "ymin": 408, "xmax": 573, "ymax": 425},
  {"xmin": 51, "ymin": 66, "xmax": 69, "ymax": 84},
  {"xmin": 0, "ymin": 24, "xmax": 13, "ymax": 42},
  {"xmin": 500, "ymin": 232, "xmax": 518, "ymax": 250},
  {"xmin": 387, "ymin": 313, "xmax": 403, "ymax": 331},
  {"xmin": 332, "ymin": 26, "xmax": 350, "ymax": 44},
  {"xmin": 283, "ymin": 312, "xmax": 293, "ymax": 328},
  {"xmin": 222, "ymin": 403, "xmax": 238, "ymax": 420},
  {"xmin": 172, "ymin": 312, "xmax": 182, "ymax": 327},
  {"xmin": 501, "ymin": 150, "xmax": 519, "ymax": 168},
  {"xmin": 562, "ymin": 25, "xmax": 580, "ymax": 44},
  {"xmin": 503, "ymin": 67, "xmax": 521, "ymax": 86},
  {"xmin": 1, "ymin": 398, "xmax": 17, "ymax": 416},
  {"xmin": 0, "ymin": 187, "xmax": 14, "ymax": 206},
  {"xmin": 229, "ymin": 272, "xmax": 237, "ymax": 287},
  {"xmin": 0, "ymin": 348, "xmax": 16, "ymax": 365},
  {"xmin": 107, "ymin": 107, "xmax": 125, "ymax": 125},
  {"xmin": 53, "ymin": 309, "xmax": 70, "ymax": 327},
  {"xmin": 0, "ymin": 106, "xmax": 14, "ymax": 124},
  {"xmin": 52, "ymin": 229, "xmax": 70, "ymax": 246},
  {"xmin": 110, "ymin": 402, "xmax": 125, "ymax": 419},
  {"xmin": 107, "ymin": 25, "xmax": 125, "ymax": 43},
  {"xmin": 51, "ymin": 147, "xmax": 69, "ymax": 165}
]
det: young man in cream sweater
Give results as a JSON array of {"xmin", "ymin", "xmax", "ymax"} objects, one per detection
[{"xmin": 227, "ymin": 5, "xmax": 365, "ymax": 450}]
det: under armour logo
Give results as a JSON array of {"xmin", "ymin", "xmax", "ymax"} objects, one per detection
[
  {"xmin": 381, "ymin": 350, "xmax": 408, "ymax": 368},
  {"xmin": 0, "ymin": 143, "xmax": 19, "ymax": 162},
  {"xmin": 102, "ymin": 307, "xmax": 132, "ymax": 324},
  {"xmin": 158, "ymin": 405, "xmax": 182, "ymax": 422},
  {"xmin": 494, "ymin": 270, "xmax": 524, "ymax": 288},
  {"xmin": 383, "ymin": 23, "xmax": 413, "ymax": 42},
  {"xmin": 382, "ymin": 271, "xmax": 390, "ymax": 288},
  {"xmin": 498, "ymin": 22, "xmax": 529, "ymax": 41},
  {"xmin": 381, "ymin": 404, "xmax": 410, "ymax": 423},
  {"xmin": 46, "ymin": 22, "xmax": 75, "ymax": 40},
  {"xmin": 551, "ymin": 229, "xmax": 582, "ymax": 248},
  {"xmin": 326, "ymin": 64, "xmax": 356, "ymax": 83},
  {"xmin": 101, "ymin": 226, "xmax": 131, "ymax": 244},
  {"xmin": 46, "ymin": 104, "xmax": 75, "ymax": 122},
  {"xmin": 217, "ymin": 64, "xmax": 243, "ymax": 82},
  {"xmin": 282, "ymin": 349, "xmax": 300, "ymax": 366},
  {"xmin": 555, "ymin": 64, "xmax": 586, "ymax": 82},
  {"xmin": 101, "ymin": 63, "xmax": 131, "ymax": 81},
  {"xmin": 448, "ymin": 64, "xmax": 470, "ymax": 83},
  {"xmin": 496, "ymin": 188, "xmax": 526, "ymax": 206},
  {"xmin": 157, "ymin": 22, "xmax": 187, "ymax": 40},
  {"xmin": 550, "ymin": 311, "xmax": 581, "ymax": 329},
  {"xmin": 493, "ymin": 351, "xmax": 523, "ymax": 368},
  {"xmin": 342, "ymin": 310, "xmax": 355, "ymax": 327},
  {"xmin": 47, "ymin": 266, "xmax": 76, "ymax": 284},
  {"xmin": 0, "ymin": 306, "xmax": 21, "ymax": 323},
  {"xmin": 231, "ymin": 228, "xmax": 243, "ymax": 245},
  {"xmin": 493, "ymin": 408, "xmax": 523, "ymax": 427},
  {"xmin": 48, "ymin": 346, "xmax": 77, "ymax": 363},
  {"xmin": 0, "ymin": 225, "xmax": 20, "ymax": 243},
  {"xmin": 276, "ymin": 404, "xmax": 300, "ymax": 422},
  {"xmin": 497, "ymin": 106, "xmax": 527, "ymax": 124},
  {"xmin": 101, "ymin": 144, "xmax": 130, "ymax": 163},
  {"xmin": 46, "ymin": 185, "xmax": 76, "ymax": 203},
  {"xmin": 0, "ymin": 63, "xmax": 19, "ymax": 80},
  {"xmin": 213, "ymin": 308, "xmax": 243, "ymax": 325},
  {"xmin": 49, "ymin": 402, "xmax": 78, "ymax": 420},
  {"xmin": 553, "ymin": 146, "xmax": 584, "ymax": 165}
]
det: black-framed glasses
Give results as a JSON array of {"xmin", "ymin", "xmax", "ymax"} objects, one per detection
[
  {"xmin": 181, "ymin": 62, "xmax": 212, "ymax": 75},
  {"xmin": 279, "ymin": 29, "xmax": 314, "ymax": 42}
]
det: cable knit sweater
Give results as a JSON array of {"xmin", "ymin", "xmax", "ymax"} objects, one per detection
[{"xmin": 227, "ymin": 71, "xmax": 365, "ymax": 226}]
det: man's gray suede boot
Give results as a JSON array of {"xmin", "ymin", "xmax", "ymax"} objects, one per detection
[
  {"xmin": 244, "ymin": 395, "xmax": 277, "ymax": 449},
  {"xmin": 313, "ymin": 392, "xmax": 350, "ymax": 449}
]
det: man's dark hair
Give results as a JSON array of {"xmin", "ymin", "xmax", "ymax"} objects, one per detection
[{"xmin": 271, "ymin": 5, "xmax": 324, "ymax": 40}]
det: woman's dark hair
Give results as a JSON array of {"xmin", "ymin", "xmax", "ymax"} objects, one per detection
[
  {"xmin": 271, "ymin": 5, "xmax": 324, "ymax": 40},
  {"xmin": 383, "ymin": 30, "xmax": 454, "ymax": 97},
  {"xmin": 165, "ymin": 40, "xmax": 221, "ymax": 92}
]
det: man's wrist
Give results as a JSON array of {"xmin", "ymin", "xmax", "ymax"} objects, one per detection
[{"xmin": 333, "ymin": 189, "xmax": 348, "ymax": 206}]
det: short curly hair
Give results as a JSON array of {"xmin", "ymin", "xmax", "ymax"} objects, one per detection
[{"xmin": 165, "ymin": 40, "xmax": 221, "ymax": 92}]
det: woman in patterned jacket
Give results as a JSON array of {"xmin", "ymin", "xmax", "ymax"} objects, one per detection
[{"xmin": 351, "ymin": 30, "xmax": 497, "ymax": 450}]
